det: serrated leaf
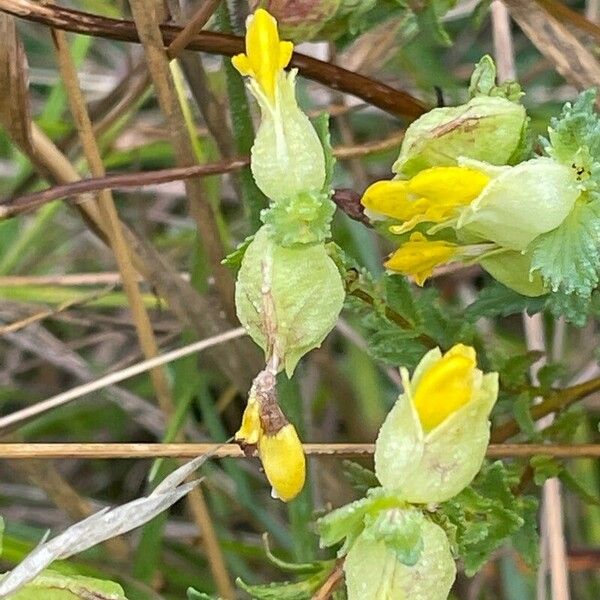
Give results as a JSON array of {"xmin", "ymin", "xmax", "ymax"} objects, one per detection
[
  {"xmin": 513, "ymin": 393, "xmax": 541, "ymax": 440},
  {"xmin": 510, "ymin": 496, "xmax": 540, "ymax": 568},
  {"xmin": 341, "ymin": 460, "xmax": 379, "ymax": 494},
  {"xmin": 384, "ymin": 274, "xmax": 422, "ymax": 328},
  {"xmin": 529, "ymin": 197, "xmax": 600, "ymax": 298},
  {"xmin": 367, "ymin": 327, "xmax": 427, "ymax": 369},
  {"xmin": 498, "ymin": 351, "xmax": 544, "ymax": 387},
  {"xmin": 530, "ymin": 455, "xmax": 562, "ymax": 486},
  {"xmin": 438, "ymin": 462, "xmax": 537, "ymax": 575},
  {"xmin": 465, "ymin": 282, "xmax": 547, "ymax": 321},
  {"xmin": 545, "ymin": 89, "xmax": 600, "ymax": 178}
]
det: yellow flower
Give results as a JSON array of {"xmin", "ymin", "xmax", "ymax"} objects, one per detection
[
  {"xmin": 411, "ymin": 344, "xmax": 478, "ymax": 431},
  {"xmin": 259, "ymin": 424, "xmax": 306, "ymax": 502},
  {"xmin": 375, "ymin": 344, "xmax": 498, "ymax": 502},
  {"xmin": 384, "ymin": 232, "xmax": 457, "ymax": 285},
  {"xmin": 362, "ymin": 166, "xmax": 490, "ymax": 233},
  {"xmin": 235, "ymin": 397, "xmax": 306, "ymax": 502},
  {"xmin": 232, "ymin": 8, "xmax": 294, "ymax": 102}
]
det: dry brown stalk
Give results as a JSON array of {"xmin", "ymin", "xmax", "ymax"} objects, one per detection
[
  {"xmin": 1, "ymin": 443, "xmax": 600, "ymax": 459},
  {"xmin": 51, "ymin": 23, "xmax": 175, "ymax": 417},
  {"xmin": 503, "ymin": 0, "xmax": 600, "ymax": 94},
  {"xmin": 128, "ymin": 0, "xmax": 235, "ymax": 320}
]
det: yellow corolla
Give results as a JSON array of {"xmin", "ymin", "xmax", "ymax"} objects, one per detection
[
  {"xmin": 362, "ymin": 166, "xmax": 490, "ymax": 233},
  {"xmin": 411, "ymin": 344, "xmax": 477, "ymax": 431},
  {"xmin": 235, "ymin": 399, "xmax": 306, "ymax": 502},
  {"xmin": 384, "ymin": 232, "xmax": 458, "ymax": 285},
  {"xmin": 232, "ymin": 8, "xmax": 294, "ymax": 103},
  {"xmin": 375, "ymin": 344, "xmax": 498, "ymax": 503}
]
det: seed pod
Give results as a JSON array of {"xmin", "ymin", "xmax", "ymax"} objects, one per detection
[
  {"xmin": 235, "ymin": 226, "xmax": 345, "ymax": 376},
  {"xmin": 393, "ymin": 96, "xmax": 527, "ymax": 178}
]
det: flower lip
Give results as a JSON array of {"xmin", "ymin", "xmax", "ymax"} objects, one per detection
[
  {"xmin": 360, "ymin": 166, "xmax": 490, "ymax": 233},
  {"xmin": 231, "ymin": 8, "xmax": 294, "ymax": 102}
]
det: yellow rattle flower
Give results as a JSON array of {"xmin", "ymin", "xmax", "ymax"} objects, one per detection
[
  {"xmin": 231, "ymin": 8, "xmax": 326, "ymax": 201},
  {"xmin": 362, "ymin": 166, "xmax": 490, "ymax": 234},
  {"xmin": 375, "ymin": 344, "xmax": 498, "ymax": 503}
]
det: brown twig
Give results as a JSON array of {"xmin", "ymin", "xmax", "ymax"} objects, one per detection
[
  {"xmin": 0, "ymin": 0, "xmax": 428, "ymax": 118},
  {"xmin": 1, "ymin": 442, "xmax": 600, "ymax": 459},
  {"xmin": 312, "ymin": 559, "xmax": 345, "ymax": 600},
  {"xmin": 0, "ymin": 130, "xmax": 405, "ymax": 218}
]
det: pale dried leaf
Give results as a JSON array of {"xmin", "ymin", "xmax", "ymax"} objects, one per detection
[
  {"xmin": 504, "ymin": 0, "xmax": 600, "ymax": 94},
  {"xmin": 0, "ymin": 14, "xmax": 32, "ymax": 152},
  {"xmin": 0, "ymin": 456, "xmax": 208, "ymax": 598}
]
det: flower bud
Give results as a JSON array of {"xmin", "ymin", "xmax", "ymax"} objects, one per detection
[
  {"xmin": 344, "ymin": 512, "xmax": 456, "ymax": 600},
  {"xmin": 375, "ymin": 344, "xmax": 498, "ymax": 503},
  {"xmin": 259, "ymin": 422, "xmax": 306, "ymax": 501},
  {"xmin": 393, "ymin": 96, "xmax": 527, "ymax": 178},
  {"xmin": 233, "ymin": 9, "xmax": 326, "ymax": 201},
  {"xmin": 235, "ymin": 226, "xmax": 345, "ymax": 375},
  {"xmin": 457, "ymin": 157, "xmax": 580, "ymax": 251}
]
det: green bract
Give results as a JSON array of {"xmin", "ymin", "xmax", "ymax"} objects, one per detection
[
  {"xmin": 261, "ymin": 190, "xmax": 336, "ymax": 246},
  {"xmin": 250, "ymin": 71, "xmax": 326, "ymax": 202},
  {"xmin": 392, "ymin": 95, "xmax": 527, "ymax": 178},
  {"xmin": 235, "ymin": 226, "xmax": 344, "ymax": 375},
  {"xmin": 374, "ymin": 348, "xmax": 499, "ymax": 503},
  {"xmin": 457, "ymin": 157, "xmax": 580, "ymax": 251},
  {"xmin": 344, "ymin": 512, "xmax": 455, "ymax": 600}
]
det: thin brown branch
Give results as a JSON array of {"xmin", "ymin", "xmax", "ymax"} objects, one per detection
[
  {"xmin": 167, "ymin": 0, "xmax": 221, "ymax": 57},
  {"xmin": 1, "ymin": 443, "xmax": 600, "ymax": 459},
  {"xmin": 491, "ymin": 375, "xmax": 600, "ymax": 442},
  {"xmin": 312, "ymin": 559, "xmax": 345, "ymax": 600},
  {"xmin": 0, "ymin": 0, "xmax": 427, "ymax": 118},
  {"xmin": 1, "ymin": 130, "xmax": 404, "ymax": 218}
]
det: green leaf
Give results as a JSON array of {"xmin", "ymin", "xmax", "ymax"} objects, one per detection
[
  {"xmin": 313, "ymin": 113, "xmax": 335, "ymax": 194},
  {"xmin": 544, "ymin": 89, "xmax": 600, "ymax": 186},
  {"xmin": 366, "ymin": 326, "xmax": 427, "ymax": 370},
  {"xmin": 362, "ymin": 509, "xmax": 424, "ymax": 566},
  {"xmin": 513, "ymin": 393, "xmax": 541, "ymax": 440},
  {"xmin": 384, "ymin": 274, "xmax": 422, "ymax": 328},
  {"xmin": 262, "ymin": 534, "xmax": 329, "ymax": 574},
  {"xmin": 560, "ymin": 469, "xmax": 600, "ymax": 507},
  {"xmin": 412, "ymin": 0, "xmax": 458, "ymax": 46},
  {"xmin": 222, "ymin": 234, "xmax": 254, "ymax": 271},
  {"xmin": 498, "ymin": 351, "xmax": 544, "ymax": 387},
  {"xmin": 341, "ymin": 460, "xmax": 380, "ymax": 494},
  {"xmin": 6, "ymin": 571, "xmax": 128, "ymax": 600},
  {"xmin": 469, "ymin": 55, "xmax": 524, "ymax": 103},
  {"xmin": 187, "ymin": 590, "xmax": 220, "ymax": 600},
  {"xmin": 530, "ymin": 455, "xmax": 562, "ymax": 486},
  {"xmin": 236, "ymin": 569, "xmax": 330, "ymax": 600},
  {"xmin": 465, "ymin": 282, "xmax": 547, "ymax": 321},
  {"xmin": 438, "ymin": 462, "xmax": 537, "ymax": 575},
  {"xmin": 0, "ymin": 517, "xmax": 3, "ymax": 557},
  {"xmin": 529, "ymin": 196, "xmax": 600, "ymax": 299}
]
